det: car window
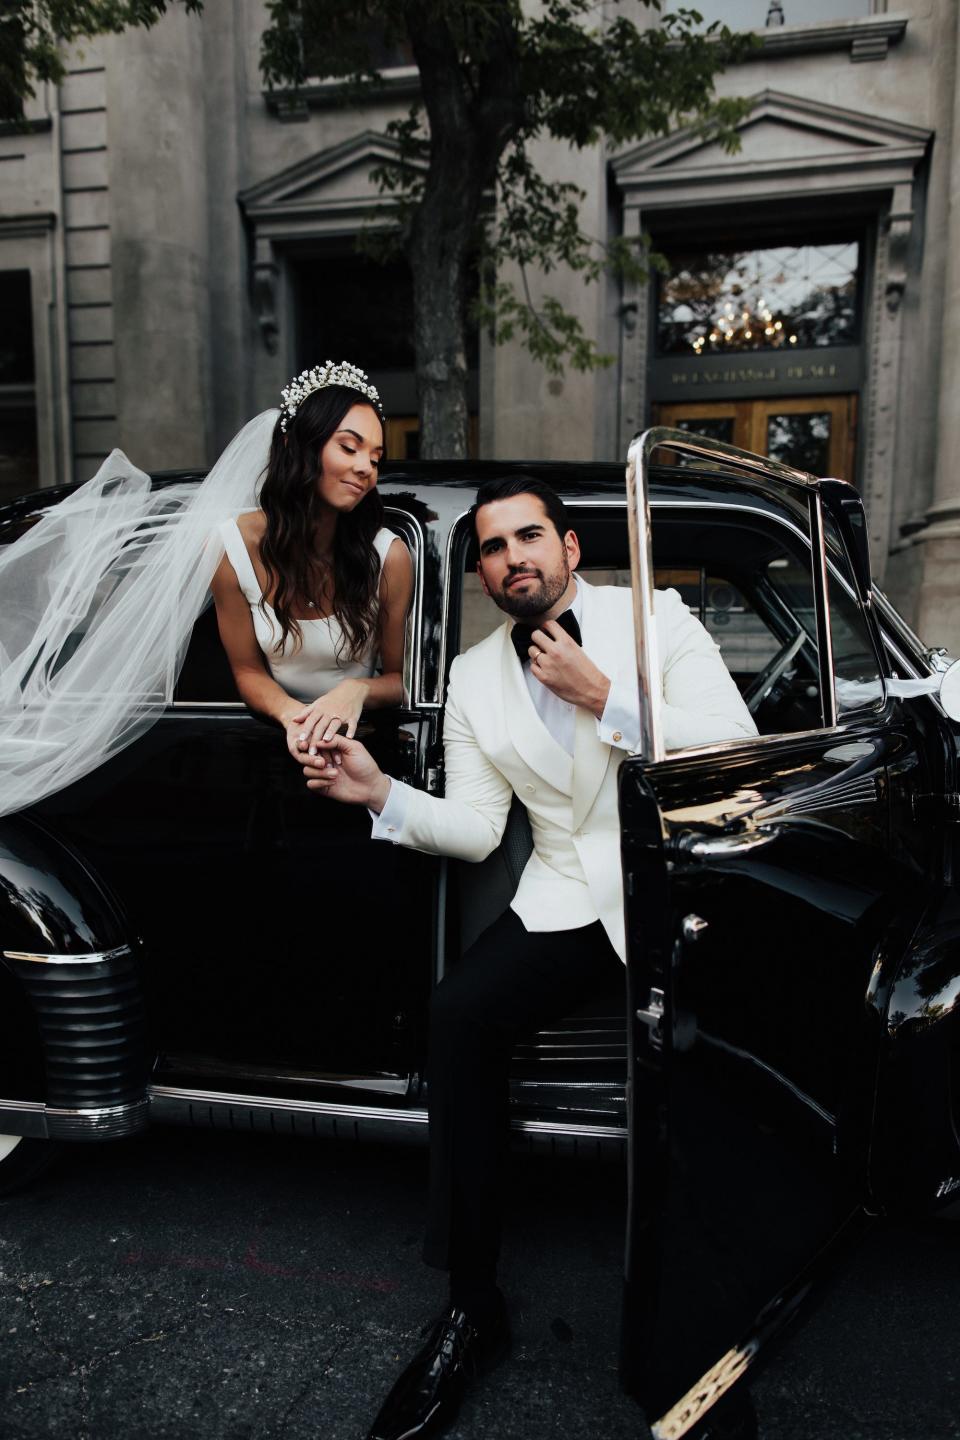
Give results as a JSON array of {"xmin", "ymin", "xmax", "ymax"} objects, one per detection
[
  {"xmin": 454, "ymin": 503, "xmax": 827, "ymax": 739},
  {"xmin": 653, "ymin": 568, "xmax": 782, "ymax": 679},
  {"xmin": 823, "ymin": 514, "xmax": 885, "ymax": 716},
  {"xmin": 759, "ymin": 517, "xmax": 885, "ymax": 721}
]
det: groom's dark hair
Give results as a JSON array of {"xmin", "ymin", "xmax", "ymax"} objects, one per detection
[{"xmin": 470, "ymin": 477, "xmax": 570, "ymax": 541}]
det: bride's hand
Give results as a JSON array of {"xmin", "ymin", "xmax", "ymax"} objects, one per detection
[{"xmin": 285, "ymin": 679, "xmax": 370, "ymax": 761}]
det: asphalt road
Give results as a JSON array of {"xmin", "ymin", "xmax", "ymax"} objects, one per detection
[{"xmin": 0, "ymin": 1127, "xmax": 958, "ymax": 1440}]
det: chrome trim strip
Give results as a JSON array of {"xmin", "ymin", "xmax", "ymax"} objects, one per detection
[
  {"xmin": 698, "ymin": 1032, "xmax": 836, "ymax": 1127},
  {"xmin": 147, "ymin": 1085, "xmax": 627, "ymax": 1140},
  {"xmin": 438, "ymin": 503, "xmax": 474, "ymax": 697},
  {"xmin": 647, "ymin": 721, "xmax": 862, "ymax": 765},
  {"xmin": 755, "ymin": 775, "xmax": 879, "ymax": 819},
  {"xmin": 150, "ymin": 1083, "xmax": 428, "ymax": 1126},
  {"xmin": 873, "ymin": 587, "xmax": 931, "ymax": 671},
  {"xmin": 2, "ymin": 943, "xmax": 132, "ymax": 965},
  {"xmin": 882, "ymin": 632, "xmax": 919, "ymax": 679},
  {"xmin": 513, "ymin": 1117, "xmax": 627, "ymax": 1139},
  {"xmin": 628, "ymin": 434, "xmax": 665, "ymax": 761},
  {"xmin": 634, "ymin": 426, "xmax": 817, "ymax": 490},
  {"xmin": 0, "ymin": 1096, "xmax": 151, "ymax": 1141},
  {"xmin": 678, "ymin": 828, "xmax": 778, "ymax": 861},
  {"xmin": 44, "ymin": 1101, "xmax": 144, "ymax": 1120},
  {"xmin": 382, "ymin": 508, "xmax": 427, "ymax": 708},
  {"xmin": 0, "ymin": 1101, "xmax": 48, "ymax": 1139},
  {"xmin": 170, "ymin": 700, "xmax": 246, "ymax": 710},
  {"xmin": 809, "ymin": 493, "xmax": 838, "ymax": 728}
]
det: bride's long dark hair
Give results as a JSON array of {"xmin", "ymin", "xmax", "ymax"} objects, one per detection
[{"xmin": 258, "ymin": 385, "xmax": 386, "ymax": 659}]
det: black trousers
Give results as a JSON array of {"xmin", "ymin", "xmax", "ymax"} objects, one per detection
[{"xmin": 422, "ymin": 907, "xmax": 623, "ymax": 1279}]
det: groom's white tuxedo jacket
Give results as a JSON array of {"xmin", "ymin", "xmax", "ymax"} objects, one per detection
[{"xmin": 373, "ymin": 580, "xmax": 756, "ymax": 961}]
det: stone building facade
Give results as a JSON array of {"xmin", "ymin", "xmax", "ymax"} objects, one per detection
[{"xmin": 1, "ymin": 0, "xmax": 958, "ymax": 645}]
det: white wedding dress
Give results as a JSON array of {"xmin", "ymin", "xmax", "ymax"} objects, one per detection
[{"xmin": 219, "ymin": 517, "xmax": 398, "ymax": 702}]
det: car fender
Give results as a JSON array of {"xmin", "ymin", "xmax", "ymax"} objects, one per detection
[
  {"xmin": 0, "ymin": 816, "xmax": 150, "ymax": 1142},
  {"xmin": 869, "ymin": 889, "xmax": 960, "ymax": 1214}
]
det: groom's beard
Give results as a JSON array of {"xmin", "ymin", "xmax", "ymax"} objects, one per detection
[{"xmin": 494, "ymin": 558, "xmax": 570, "ymax": 619}]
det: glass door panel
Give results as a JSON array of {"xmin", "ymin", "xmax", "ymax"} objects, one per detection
[
  {"xmin": 654, "ymin": 394, "xmax": 857, "ymax": 481},
  {"xmin": 765, "ymin": 410, "xmax": 831, "ymax": 474}
]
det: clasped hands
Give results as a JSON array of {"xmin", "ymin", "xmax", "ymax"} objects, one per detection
[
  {"xmin": 281, "ymin": 677, "xmax": 369, "ymax": 765},
  {"xmin": 303, "ymin": 624, "xmax": 612, "ymax": 807}
]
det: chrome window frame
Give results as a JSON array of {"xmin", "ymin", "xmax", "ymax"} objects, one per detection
[
  {"xmin": 629, "ymin": 427, "xmax": 889, "ymax": 765},
  {"xmin": 440, "ymin": 483, "xmax": 894, "ymax": 757}
]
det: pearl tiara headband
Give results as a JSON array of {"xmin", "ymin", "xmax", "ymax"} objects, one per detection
[{"xmin": 279, "ymin": 361, "xmax": 383, "ymax": 433}]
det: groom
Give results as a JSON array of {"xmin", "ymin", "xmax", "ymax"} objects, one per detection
[{"xmin": 305, "ymin": 476, "xmax": 756, "ymax": 1440}]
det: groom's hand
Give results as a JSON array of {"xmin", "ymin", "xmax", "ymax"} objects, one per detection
[
  {"xmin": 528, "ymin": 621, "xmax": 611, "ymax": 718},
  {"xmin": 304, "ymin": 735, "xmax": 392, "ymax": 811}
]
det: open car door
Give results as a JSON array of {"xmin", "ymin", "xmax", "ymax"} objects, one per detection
[{"xmin": 618, "ymin": 431, "xmax": 907, "ymax": 1438}]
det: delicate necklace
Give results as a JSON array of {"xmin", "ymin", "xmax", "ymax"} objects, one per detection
[{"xmin": 308, "ymin": 541, "xmax": 338, "ymax": 604}]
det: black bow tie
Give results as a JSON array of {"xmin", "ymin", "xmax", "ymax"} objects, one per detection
[{"xmin": 510, "ymin": 607, "xmax": 582, "ymax": 663}]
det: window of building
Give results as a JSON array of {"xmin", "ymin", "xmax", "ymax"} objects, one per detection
[
  {"xmin": 302, "ymin": 19, "xmax": 414, "ymax": 78},
  {"xmin": 656, "ymin": 241, "xmax": 861, "ymax": 358},
  {"xmin": 0, "ymin": 271, "xmax": 39, "ymax": 502},
  {"xmin": 293, "ymin": 247, "xmax": 479, "ymax": 459}
]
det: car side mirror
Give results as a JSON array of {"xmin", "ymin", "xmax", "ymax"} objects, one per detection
[{"xmin": 887, "ymin": 658, "xmax": 960, "ymax": 716}]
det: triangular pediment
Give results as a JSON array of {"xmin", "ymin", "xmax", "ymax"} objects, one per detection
[
  {"xmin": 239, "ymin": 131, "xmax": 422, "ymax": 219},
  {"xmin": 611, "ymin": 90, "xmax": 930, "ymax": 189}
]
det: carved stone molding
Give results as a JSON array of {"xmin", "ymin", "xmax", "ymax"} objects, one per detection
[
  {"xmin": 611, "ymin": 90, "xmax": 931, "ymax": 212},
  {"xmin": 0, "ymin": 213, "xmax": 56, "ymax": 239},
  {"xmin": 884, "ymin": 182, "xmax": 914, "ymax": 315},
  {"xmin": 610, "ymin": 91, "xmax": 933, "ymax": 571},
  {"xmin": 239, "ymin": 131, "xmax": 425, "ymax": 356},
  {"xmin": 251, "ymin": 237, "xmax": 279, "ymax": 355},
  {"xmin": 746, "ymin": 15, "xmax": 908, "ymax": 63},
  {"xmin": 262, "ymin": 68, "xmax": 419, "ymax": 117}
]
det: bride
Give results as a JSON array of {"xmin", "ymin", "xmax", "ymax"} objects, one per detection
[
  {"xmin": 0, "ymin": 361, "xmax": 409, "ymax": 818},
  {"xmin": 212, "ymin": 365, "xmax": 411, "ymax": 761}
]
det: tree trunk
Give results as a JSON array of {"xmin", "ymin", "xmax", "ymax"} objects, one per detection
[
  {"xmin": 407, "ymin": 191, "xmax": 473, "ymax": 460},
  {"xmin": 403, "ymin": 3, "xmax": 523, "ymax": 459}
]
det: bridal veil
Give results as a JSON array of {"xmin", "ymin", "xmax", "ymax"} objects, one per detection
[{"xmin": 0, "ymin": 409, "xmax": 278, "ymax": 818}]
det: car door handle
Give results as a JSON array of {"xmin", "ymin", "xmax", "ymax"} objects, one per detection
[{"xmin": 674, "ymin": 824, "xmax": 781, "ymax": 861}]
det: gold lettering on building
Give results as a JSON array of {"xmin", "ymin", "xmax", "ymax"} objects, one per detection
[{"xmin": 669, "ymin": 360, "xmax": 842, "ymax": 388}]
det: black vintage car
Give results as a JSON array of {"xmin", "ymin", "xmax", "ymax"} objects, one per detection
[{"xmin": 1, "ymin": 429, "xmax": 958, "ymax": 1439}]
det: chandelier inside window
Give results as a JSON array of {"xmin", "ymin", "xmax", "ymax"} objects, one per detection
[
  {"xmin": 691, "ymin": 299, "xmax": 796, "ymax": 354},
  {"xmin": 656, "ymin": 242, "xmax": 860, "ymax": 357}
]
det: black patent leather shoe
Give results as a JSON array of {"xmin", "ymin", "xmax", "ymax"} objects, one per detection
[{"xmin": 365, "ymin": 1297, "xmax": 510, "ymax": 1440}]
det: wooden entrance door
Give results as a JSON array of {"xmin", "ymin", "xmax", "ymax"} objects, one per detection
[{"xmin": 654, "ymin": 394, "xmax": 857, "ymax": 481}]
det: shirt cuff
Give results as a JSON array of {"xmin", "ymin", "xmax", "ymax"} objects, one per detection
[
  {"xmin": 369, "ymin": 777, "xmax": 406, "ymax": 841},
  {"xmin": 596, "ymin": 677, "xmax": 641, "ymax": 752}
]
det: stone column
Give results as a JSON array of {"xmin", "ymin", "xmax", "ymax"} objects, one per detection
[
  {"xmin": 913, "ymin": 3, "xmax": 960, "ymax": 652},
  {"xmin": 104, "ymin": 8, "xmax": 210, "ymax": 471},
  {"xmin": 617, "ymin": 201, "xmax": 647, "ymax": 454}
]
